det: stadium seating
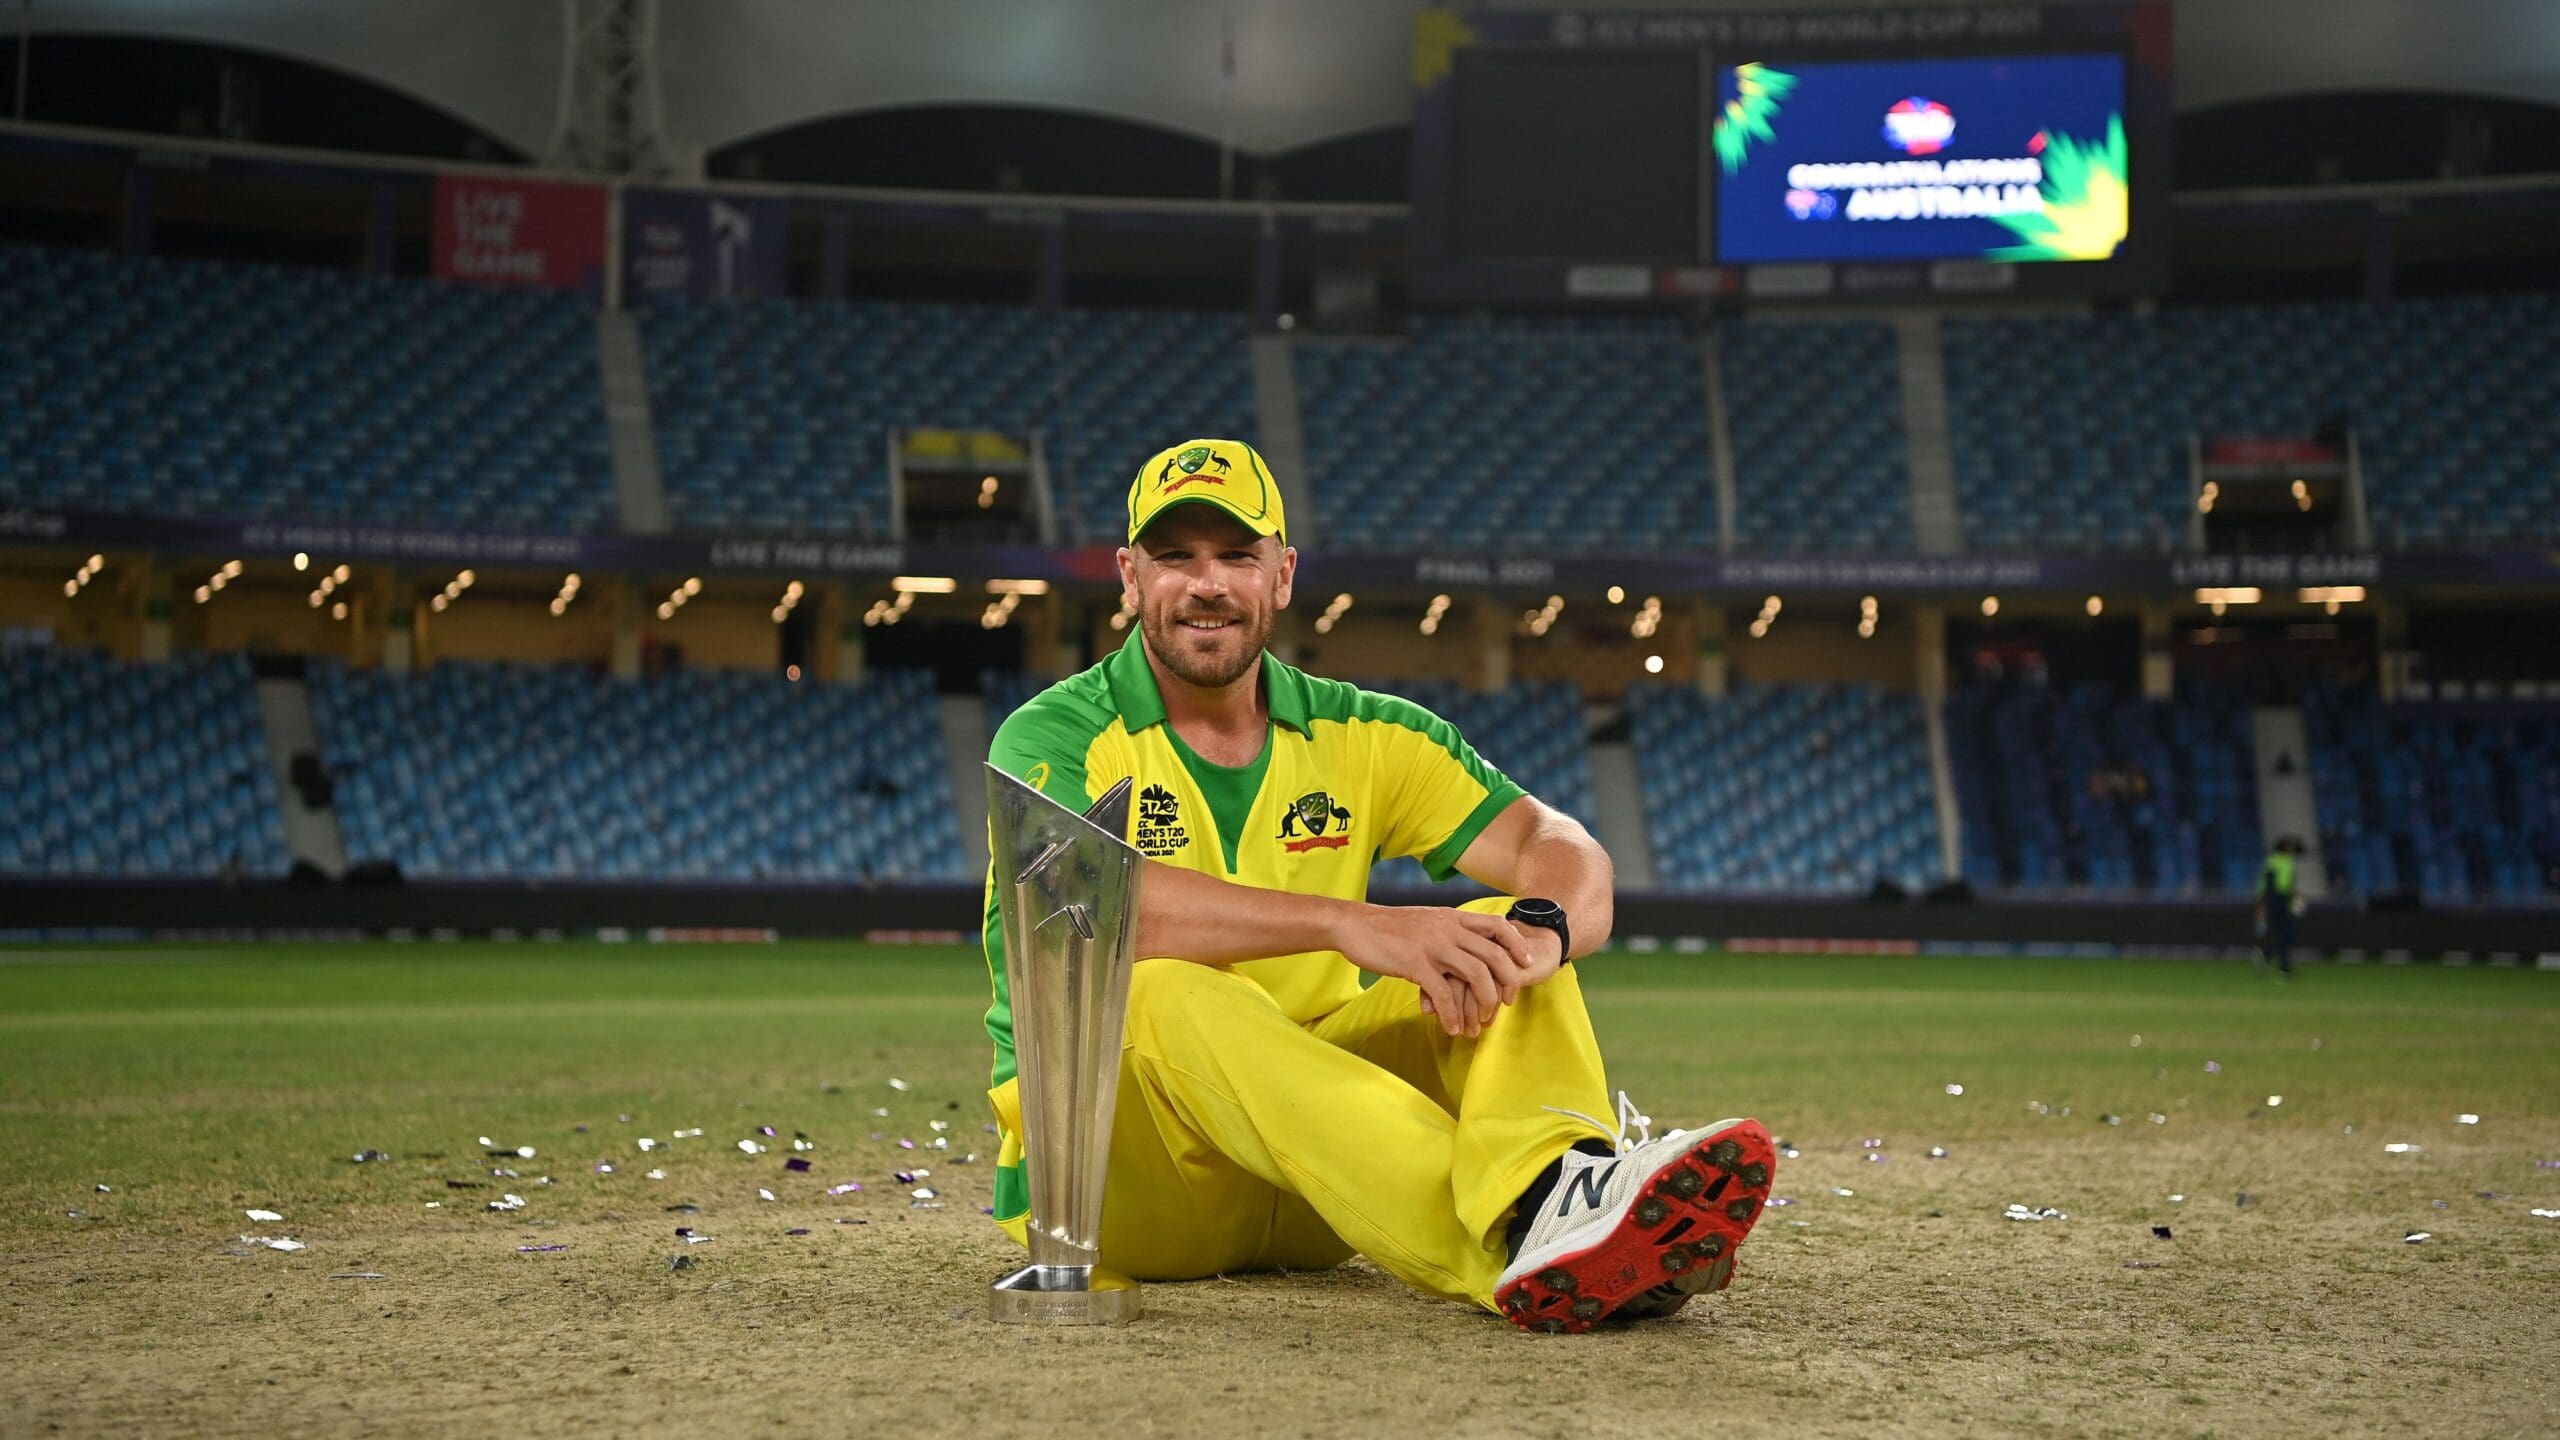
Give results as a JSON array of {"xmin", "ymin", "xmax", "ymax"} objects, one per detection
[
  {"xmin": 0, "ymin": 648, "xmax": 291, "ymax": 878},
  {"xmin": 1292, "ymin": 316, "xmax": 1715, "ymax": 553},
  {"xmin": 2300, "ymin": 685, "xmax": 2560, "ymax": 904},
  {"xmin": 1630, "ymin": 682, "xmax": 1939, "ymax": 893},
  {"xmin": 1942, "ymin": 679, "xmax": 2261, "ymax": 894},
  {"xmin": 638, "ymin": 298, "xmax": 1254, "ymax": 541},
  {"xmin": 1718, "ymin": 319, "xmax": 1914, "ymax": 551},
  {"xmin": 1942, "ymin": 295, "xmax": 2560, "ymax": 551},
  {"xmin": 308, "ymin": 661, "xmax": 966, "ymax": 882},
  {"xmin": 0, "ymin": 243, "xmax": 613, "ymax": 532}
]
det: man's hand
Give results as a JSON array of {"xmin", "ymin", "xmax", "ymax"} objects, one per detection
[{"xmin": 1334, "ymin": 905, "xmax": 1536, "ymax": 1038}]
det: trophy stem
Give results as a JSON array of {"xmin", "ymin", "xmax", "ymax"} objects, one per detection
[{"xmin": 985, "ymin": 768, "xmax": 1144, "ymax": 1326}]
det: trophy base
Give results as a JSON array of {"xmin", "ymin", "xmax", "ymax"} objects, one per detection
[{"xmin": 988, "ymin": 1263, "xmax": 1142, "ymax": 1325}]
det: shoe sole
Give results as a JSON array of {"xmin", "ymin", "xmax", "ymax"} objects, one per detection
[{"xmin": 1495, "ymin": 1119, "xmax": 1776, "ymax": 1335}]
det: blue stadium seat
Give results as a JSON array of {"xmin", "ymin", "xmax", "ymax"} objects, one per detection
[
  {"xmin": 1941, "ymin": 295, "xmax": 2560, "ymax": 551},
  {"xmin": 1942, "ymin": 678, "xmax": 2260, "ymax": 894},
  {"xmin": 2302, "ymin": 684, "xmax": 2560, "ymax": 904},
  {"xmin": 639, "ymin": 298, "xmax": 1254, "ymax": 541},
  {"xmin": 1630, "ymin": 682, "xmax": 1938, "ymax": 893},
  {"xmin": 307, "ymin": 660, "xmax": 967, "ymax": 882},
  {"xmin": 0, "ymin": 242, "xmax": 613, "ymax": 532},
  {"xmin": 0, "ymin": 647, "xmax": 291, "ymax": 878},
  {"xmin": 1293, "ymin": 316, "xmax": 1715, "ymax": 553},
  {"xmin": 1719, "ymin": 319, "xmax": 1913, "ymax": 551}
]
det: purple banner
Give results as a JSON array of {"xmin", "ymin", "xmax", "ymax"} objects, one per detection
[{"xmin": 623, "ymin": 187, "xmax": 789, "ymax": 301}]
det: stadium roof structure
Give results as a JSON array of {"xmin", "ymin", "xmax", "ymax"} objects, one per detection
[{"xmin": 14, "ymin": 0, "xmax": 2560, "ymax": 172}]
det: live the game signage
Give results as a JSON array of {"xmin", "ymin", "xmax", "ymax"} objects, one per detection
[{"xmin": 433, "ymin": 175, "xmax": 609, "ymax": 293}]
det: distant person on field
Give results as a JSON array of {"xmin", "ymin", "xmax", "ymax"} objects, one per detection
[{"xmin": 2255, "ymin": 837, "xmax": 2304, "ymax": 976}]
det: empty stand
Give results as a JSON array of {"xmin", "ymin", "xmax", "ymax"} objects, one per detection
[
  {"xmin": 1943, "ymin": 295, "xmax": 2560, "ymax": 552},
  {"xmin": 2301, "ymin": 685, "xmax": 2560, "ymax": 904},
  {"xmin": 1718, "ymin": 319, "xmax": 1914, "ymax": 552},
  {"xmin": 1943, "ymin": 679, "xmax": 2261, "ymax": 894},
  {"xmin": 309, "ymin": 661, "xmax": 966, "ymax": 882},
  {"xmin": 639, "ymin": 298, "xmax": 1254, "ymax": 541},
  {"xmin": 1631, "ymin": 682, "xmax": 1938, "ymax": 893},
  {"xmin": 1293, "ymin": 316, "xmax": 1714, "ymax": 553},
  {"xmin": 0, "ymin": 243, "xmax": 613, "ymax": 532},
  {"xmin": 0, "ymin": 648, "xmax": 291, "ymax": 878}
]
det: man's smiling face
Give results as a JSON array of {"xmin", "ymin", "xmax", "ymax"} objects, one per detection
[{"xmin": 1118, "ymin": 504, "xmax": 1296, "ymax": 691}]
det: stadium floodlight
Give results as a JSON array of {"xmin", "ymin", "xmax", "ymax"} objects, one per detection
[
  {"xmin": 1644, "ymin": 654, "xmax": 1665, "ymax": 674},
  {"xmin": 2298, "ymin": 586, "xmax": 2364, "ymax": 605},
  {"xmin": 893, "ymin": 576, "xmax": 958, "ymax": 594},
  {"xmin": 1981, "ymin": 596, "xmax": 2000, "ymax": 617},
  {"xmin": 1607, "ymin": 585, "xmax": 1626, "ymax": 605},
  {"xmin": 2194, "ymin": 587, "xmax": 2262, "ymax": 606},
  {"xmin": 2086, "ymin": 595, "xmax": 2104, "ymax": 617},
  {"xmin": 294, "ymin": 552, "xmax": 309, "ymax": 572},
  {"xmin": 986, "ymin": 578, "xmax": 1050, "ymax": 596}
]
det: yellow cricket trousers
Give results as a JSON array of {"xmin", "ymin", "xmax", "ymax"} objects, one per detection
[{"xmin": 996, "ymin": 918, "xmax": 1613, "ymax": 1311}]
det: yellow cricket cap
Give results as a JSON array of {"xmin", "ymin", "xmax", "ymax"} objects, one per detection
[{"xmin": 1125, "ymin": 438, "xmax": 1287, "ymax": 545}]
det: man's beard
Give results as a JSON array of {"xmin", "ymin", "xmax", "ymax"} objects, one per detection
[{"xmin": 1140, "ymin": 601, "xmax": 1271, "ymax": 690}]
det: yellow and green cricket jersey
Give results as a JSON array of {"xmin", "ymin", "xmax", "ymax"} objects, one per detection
[{"xmin": 980, "ymin": 630, "xmax": 1524, "ymax": 1230}]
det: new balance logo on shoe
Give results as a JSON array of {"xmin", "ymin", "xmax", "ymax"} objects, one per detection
[{"xmin": 1558, "ymin": 1161, "xmax": 1619, "ymax": 1218}]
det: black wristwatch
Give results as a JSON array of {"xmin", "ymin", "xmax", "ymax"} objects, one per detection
[{"xmin": 1507, "ymin": 898, "xmax": 1571, "ymax": 965}]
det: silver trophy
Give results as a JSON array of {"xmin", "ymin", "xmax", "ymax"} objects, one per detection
[{"xmin": 985, "ymin": 766, "xmax": 1144, "ymax": 1325}]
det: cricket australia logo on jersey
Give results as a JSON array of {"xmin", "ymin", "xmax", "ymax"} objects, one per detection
[
  {"xmin": 1134, "ymin": 783, "xmax": 1188, "ymax": 857},
  {"xmin": 1156, "ymin": 444, "xmax": 1232, "ymax": 493},
  {"xmin": 1277, "ymin": 790, "xmax": 1352, "ymax": 853}
]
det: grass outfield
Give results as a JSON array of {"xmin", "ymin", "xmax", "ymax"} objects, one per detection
[{"xmin": 2, "ymin": 942, "xmax": 2555, "ymax": 1437}]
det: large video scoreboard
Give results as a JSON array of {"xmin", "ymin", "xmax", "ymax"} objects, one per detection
[{"xmin": 1411, "ymin": 2, "xmax": 2172, "ymax": 304}]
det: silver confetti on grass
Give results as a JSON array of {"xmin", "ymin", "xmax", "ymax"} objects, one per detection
[
  {"xmin": 672, "ymin": 1128, "xmax": 703, "ymax": 1139},
  {"xmin": 827, "ymin": 1182, "xmax": 864, "ymax": 1195},
  {"xmin": 2530, "ymin": 1208, "xmax": 2560, "ymax": 1220},
  {"xmin": 350, "ymin": 1150, "xmax": 390, "ymax": 1163},
  {"xmin": 2384, "ymin": 1142, "xmax": 2421, "ymax": 1154},
  {"xmin": 1926, "ymin": 1147, "xmax": 1949, "ymax": 1159},
  {"xmin": 238, "ymin": 1235, "xmax": 307, "ymax": 1251},
  {"xmin": 737, "ymin": 1139, "xmax": 768, "ymax": 1155},
  {"xmin": 2002, "ymin": 1205, "xmax": 2066, "ymax": 1222},
  {"xmin": 2403, "ymin": 1231, "xmax": 2432, "ymax": 1243},
  {"xmin": 329, "ymin": 1272, "xmax": 385, "ymax": 1280},
  {"xmin": 515, "ymin": 1245, "xmax": 569, "ymax": 1253},
  {"xmin": 888, "ymin": 1079, "xmax": 911, "ymax": 1092},
  {"xmin": 245, "ymin": 1208, "xmax": 283, "ymax": 1222},
  {"xmin": 487, "ymin": 1193, "xmax": 528, "ymax": 1212},
  {"xmin": 758, "ymin": 1189, "xmax": 777, "ymax": 1202}
]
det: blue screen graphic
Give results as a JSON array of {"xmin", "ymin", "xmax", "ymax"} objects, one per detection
[{"xmin": 1714, "ymin": 53, "xmax": 2129, "ymax": 265}]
